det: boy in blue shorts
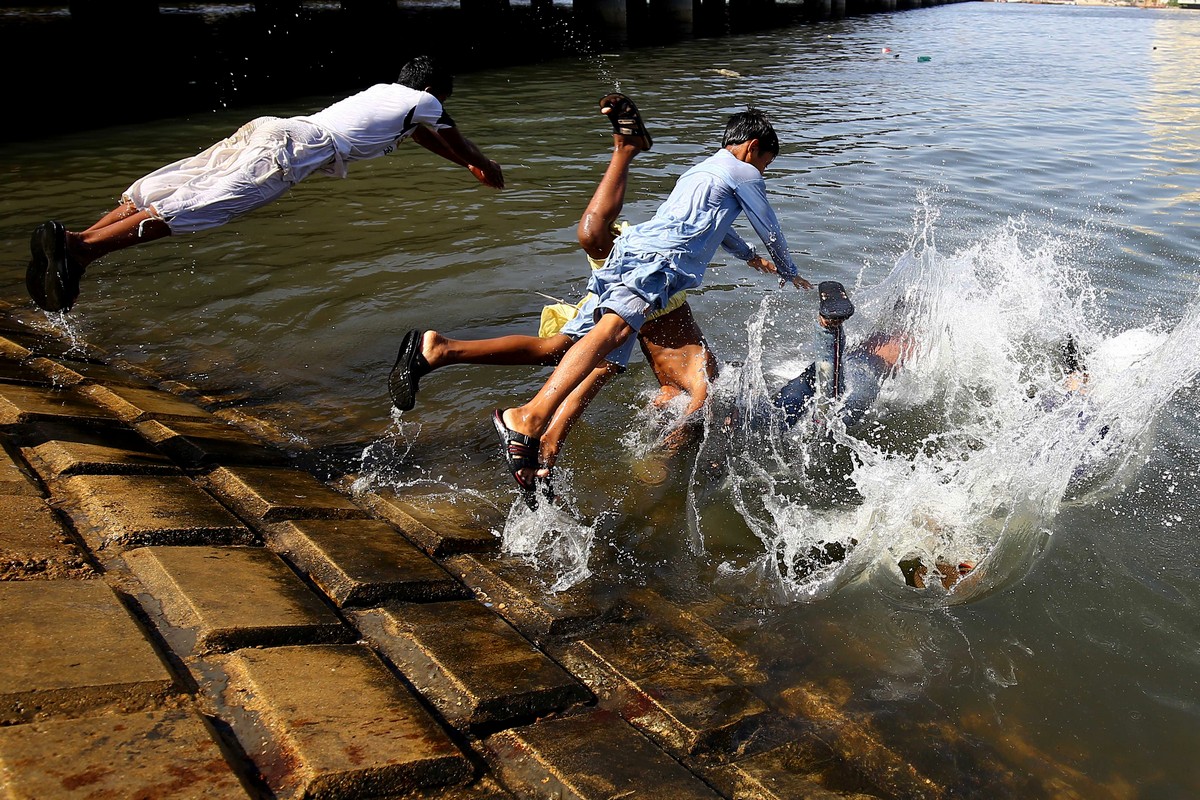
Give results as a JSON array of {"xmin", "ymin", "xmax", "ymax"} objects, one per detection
[
  {"xmin": 390, "ymin": 94, "xmax": 717, "ymax": 478},
  {"xmin": 492, "ymin": 108, "xmax": 812, "ymax": 503}
]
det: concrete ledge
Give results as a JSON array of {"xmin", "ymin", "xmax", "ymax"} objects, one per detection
[
  {"xmin": 24, "ymin": 432, "xmax": 179, "ymax": 480},
  {"xmin": 0, "ymin": 330, "xmax": 108, "ymax": 362},
  {"xmin": 780, "ymin": 684, "xmax": 945, "ymax": 800},
  {"xmin": 135, "ymin": 418, "xmax": 291, "ymax": 467},
  {"xmin": 0, "ymin": 709, "xmax": 249, "ymax": 799},
  {"xmin": 485, "ymin": 709, "xmax": 724, "ymax": 799},
  {"xmin": 0, "ymin": 494, "xmax": 93, "ymax": 581},
  {"xmin": 78, "ymin": 383, "xmax": 220, "ymax": 424},
  {"xmin": 0, "ymin": 384, "xmax": 118, "ymax": 426},
  {"xmin": 563, "ymin": 610, "xmax": 772, "ymax": 757},
  {"xmin": 0, "ymin": 580, "xmax": 178, "ymax": 724},
  {"xmin": 27, "ymin": 355, "xmax": 158, "ymax": 389},
  {"xmin": 0, "ymin": 358, "xmax": 54, "ymax": 387},
  {"xmin": 266, "ymin": 518, "xmax": 467, "ymax": 607},
  {"xmin": 358, "ymin": 490, "xmax": 500, "ymax": 556},
  {"xmin": 126, "ymin": 545, "xmax": 352, "ymax": 655},
  {"xmin": 0, "ymin": 440, "xmax": 41, "ymax": 496},
  {"xmin": 701, "ymin": 738, "xmax": 879, "ymax": 800},
  {"xmin": 202, "ymin": 465, "xmax": 368, "ymax": 522},
  {"xmin": 59, "ymin": 474, "xmax": 253, "ymax": 552},
  {"xmin": 352, "ymin": 600, "xmax": 592, "ymax": 728},
  {"xmin": 446, "ymin": 553, "xmax": 602, "ymax": 640},
  {"xmin": 223, "ymin": 644, "xmax": 473, "ymax": 798}
]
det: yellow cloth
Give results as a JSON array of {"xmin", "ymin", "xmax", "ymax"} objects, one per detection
[{"xmin": 539, "ymin": 221, "xmax": 687, "ymax": 338}]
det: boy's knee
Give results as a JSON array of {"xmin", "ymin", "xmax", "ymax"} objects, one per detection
[{"xmin": 577, "ymin": 218, "xmax": 612, "ymax": 259}]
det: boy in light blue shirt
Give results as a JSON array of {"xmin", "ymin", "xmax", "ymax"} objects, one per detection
[{"xmin": 494, "ymin": 108, "xmax": 812, "ymax": 504}]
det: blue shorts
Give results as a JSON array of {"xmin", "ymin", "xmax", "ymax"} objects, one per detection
[{"xmin": 559, "ymin": 283, "xmax": 652, "ymax": 368}]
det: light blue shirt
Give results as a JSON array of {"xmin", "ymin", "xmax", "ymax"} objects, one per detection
[{"xmin": 601, "ymin": 147, "xmax": 799, "ymax": 308}]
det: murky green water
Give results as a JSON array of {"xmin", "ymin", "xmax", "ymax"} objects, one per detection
[{"xmin": 3, "ymin": 4, "xmax": 1199, "ymax": 795}]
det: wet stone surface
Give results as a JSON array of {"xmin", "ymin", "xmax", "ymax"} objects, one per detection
[{"xmin": 0, "ymin": 303, "xmax": 947, "ymax": 798}]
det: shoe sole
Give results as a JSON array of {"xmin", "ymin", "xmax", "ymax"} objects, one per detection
[
  {"xmin": 26, "ymin": 225, "xmax": 50, "ymax": 310},
  {"xmin": 39, "ymin": 221, "xmax": 80, "ymax": 313}
]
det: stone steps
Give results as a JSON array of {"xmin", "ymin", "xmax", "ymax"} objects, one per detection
[{"xmin": 0, "ymin": 302, "xmax": 983, "ymax": 798}]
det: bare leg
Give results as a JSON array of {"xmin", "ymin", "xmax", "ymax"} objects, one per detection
[
  {"xmin": 66, "ymin": 209, "xmax": 171, "ymax": 268},
  {"xmin": 578, "ymin": 136, "xmax": 643, "ymax": 260},
  {"xmin": 503, "ymin": 312, "xmax": 635, "ymax": 452},
  {"xmin": 638, "ymin": 302, "xmax": 718, "ymax": 452},
  {"xmin": 639, "ymin": 303, "xmax": 717, "ymax": 412},
  {"xmin": 83, "ymin": 200, "xmax": 140, "ymax": 233},
  {"xmin": 539, "ymin": 363, "xmax": 620, "ymax": 472},
  {"xmin": 421, "ymin": 330, "xmax": 573, "ymax": 370}
]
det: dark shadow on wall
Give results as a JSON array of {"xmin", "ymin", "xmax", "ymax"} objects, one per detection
[{"xmin": 1, "ymin": 0, "xmax": 828, "ymax": 143}]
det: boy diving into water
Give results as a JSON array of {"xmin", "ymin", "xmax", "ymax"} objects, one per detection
[
  {"xmin": 392, "ymin": 98, "xmax": 796, "ymax": 507},
  {"xmin": 26, "ymin": 55, "xmax": 503, "ymax": 313},
  {"xmin": 489, "ymin": 107, "xmax": 812, "ymax": 507}
]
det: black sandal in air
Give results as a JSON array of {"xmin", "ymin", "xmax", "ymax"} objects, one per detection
[{"xmin": 818, "ymin": 281, "xmax": 855, "ymax": 322}]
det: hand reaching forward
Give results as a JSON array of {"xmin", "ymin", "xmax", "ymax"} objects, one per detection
[
  {"xmin": 746, "ymin": 255, "xmax": 813, "ymax": 290},
  {"xmin": 469, "ymin": 160, "xmax": 505, "ymax": 189}
]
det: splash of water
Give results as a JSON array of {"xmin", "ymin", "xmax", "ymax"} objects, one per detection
[
  {"xmin": 498, "ymin": 472, "xmax": 596, "ymax": 593},
  {"xmin": 351, "ymin": 409, "xmax": 424, "ymax": 494},
  {"xmin": 698, "ymin": 212, "xmax": 1200, "ymax": 605}
]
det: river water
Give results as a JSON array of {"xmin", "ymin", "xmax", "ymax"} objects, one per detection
[{"xmin": 3, "ymin": 3, "xmax": 1198, "ymax": 796}]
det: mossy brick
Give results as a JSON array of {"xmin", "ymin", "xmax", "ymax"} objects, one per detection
[
  {"xmin": 27, "ymin": 355, "xmax": 157, "ymax": 389},
  {"xmin": 701, "ymin": 738, "xmax": 881, "ymax": 800},
  {"xmin": 352, "ymin": 600, "xmax": 592, "ymax": 728},
  {"xmin": 0, "ymin": 443, "xmax": 40, "ymax": 496},
  {"xmin": 486, "ymin": 709, "xmax": 724, "ymax": 800},
  {"xmin": 0, "ymin": 330, "xmax": 108, "ymax": 362},
  {"xmin": 78, "ymin": 383, "xmax": 220, "ymax": 423},
  {"xmin": 0, "ymin": 709, "xmax": 249, "ymax": 799},
  {"xmin": 202, "ymin": 465, "xmax": 367, "ymax": 522},
  {"xmin": 0, "ymin": 580, "xmax": 177, "ymax": 723},
  {"xmin": 0, "ymin": 335, "xmax": 33, "ymax": 361},
  {"xmin": 564, "ymin": 614, "xmax": 772, "ymax": 757},
  {"xmin": 358, "ymin": 490, "xmax": 499, "ymax": 556},
  {"xmin": 0, "ymin": 384, "xmax": 118, "ymax": 426},
  {"xmin": 135, "ymin": 418, "xmax": 290, "ymax": 467},
  {"xmin": 445, "ymin": 553, "xmax": 602, "ymax": 640},
  {"xmin": 223, "ymin": 644, "xmax": 472, "ymax": 798},
  {"xmin": 0, "ymin": 495, "xmax": 93, "ymax": 581},
  {"xmin": 0, "ymin": 357, "xmax": 53, "ymax": 387},
  {"xmin": 779, "ymin": 684, "xmax": 946, "ymax": 800},
  {"xmin": 621, "ymin": 589, "xmax": 767, "ymax": 685},
  {"xmin": 59, "ymin": 474, "xmax": 253, "ymax": 552},
  {"xmin": 125, "ymin": 545, "xmax": 352, "ymax": 654},
  {"xmin": 266, "ymin": 518, "xmax": 466, "ymax": 607}
]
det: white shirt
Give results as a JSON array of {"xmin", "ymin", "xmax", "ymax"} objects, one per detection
[{"xmin": 301, "ymin": 83, "xmax": 453, "ymax": 166}]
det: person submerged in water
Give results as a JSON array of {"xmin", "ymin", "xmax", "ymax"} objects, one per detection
[
  {"xmin": 760, "ymin": 282, "xmax": 979, "ymax": 589},
  {"xmin": 765, "ymin": 283, "xmax": 1107, "ymax": 590}
]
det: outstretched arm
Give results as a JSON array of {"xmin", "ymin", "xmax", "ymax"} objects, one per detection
[
  {"xmin": 411, "ymin": 125, "xmax": 504, "ymax": 189},
  {"xmin": 733, "ymin": 181, "xmax": 812, "ymax": 290},
  {"xmin": 720, "ymin": 228, "xmax": 812, "ymax": 290}
]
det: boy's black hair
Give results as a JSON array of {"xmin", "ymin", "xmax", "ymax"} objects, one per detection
[
  {"xmin": 398, "ymin": 55, "xmax": 453, "ymax": 96},
  {"xmin": 722, "ymin": 107, "xmax": 780, "ymax": 155}
]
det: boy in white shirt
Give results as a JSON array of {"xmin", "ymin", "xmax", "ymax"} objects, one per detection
[{"xmin": 26, "ymin": 54, "xmax": 503, "ymax": 313}]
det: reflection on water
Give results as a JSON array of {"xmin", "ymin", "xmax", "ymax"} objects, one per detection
[{"xmin": 4, "ymin": 3, "xmax": 1200, "ymax": 795}]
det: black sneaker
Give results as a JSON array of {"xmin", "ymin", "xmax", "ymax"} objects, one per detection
[
  {"xmin": 35, "ymin": 220, "xmax": 84, "ymax": 312},
  {"xmin": 26, "ymin": 224, "xmax": 50, "ymax": 309}
]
